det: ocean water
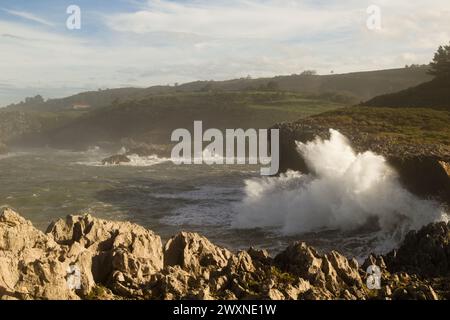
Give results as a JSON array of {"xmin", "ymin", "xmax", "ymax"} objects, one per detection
[{"xmin": 0, "ymin": 132, "xmax": 447, "ymax": 259}]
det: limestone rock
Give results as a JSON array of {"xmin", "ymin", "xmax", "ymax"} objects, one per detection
[
  {"xmin": 1, "ymin": 208, "xmax": 449, "ymax": 300},
  {"xmin": 47, "ymin": 214, "xmax": 164, "ymax": 289},
  {"xmin": 164, "ymin": 232, "xmax": 233, "ymax": 274},
  {"xmin": 274, "ymin": 242, "xmax": 363, "ymax": 298},
  {"xmin": 0, "ymin": 208, "xmax": 82, "ymax": 300}
]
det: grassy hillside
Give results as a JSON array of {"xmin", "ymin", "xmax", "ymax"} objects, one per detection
[
  {"xmin": 363, "ymin": 78, "xmax": 450, "ymax": 110},
  {"xmin": 16, "ymin": 91, "xmax": 345, "ymax": 148},
  {"xmin": 4, "ymin": 88, "xmax": 143, "ymax": 112},
  {"xmin": 0, "ymin": 109, "xmax": 85, "ymax": 145},
  {"xmin": 306, "ymin": 106, "xmax": 450, "ymax": 146}
]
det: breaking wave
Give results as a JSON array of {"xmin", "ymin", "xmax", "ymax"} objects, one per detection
[{"xmin": 233, "ymin": 129, "xmax": 447, "ymax": 247}]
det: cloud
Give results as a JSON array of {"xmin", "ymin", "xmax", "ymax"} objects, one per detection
[
  {"xmin": 105, "ymin": 0, "xmax": 360, "ymax": 40},
  {"xmin": 2, "ymin": 8, "xmax": 55, "ymax": 27},
  {"xmin": 1, "ymin": 0, "xmax": 450, "ymax": 106}
]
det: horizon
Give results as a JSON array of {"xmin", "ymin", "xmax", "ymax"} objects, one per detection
[{"xmin": 1, "ymin": 0, "xmax": 449, "ymax": 106}]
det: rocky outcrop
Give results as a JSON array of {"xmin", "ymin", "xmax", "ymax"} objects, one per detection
[
  {"xmin": 1, "ymin": 208, "xmax": 449, "ymax": 300},
  {"xmin": 100, "ymin": 143, "xmax": 172, "ymax": 165},
  {"xmin": 383, "ymin": 222, "xmax": 450, "ymax": 277},
  {"xmin": 0, "ymin": 209, "xmax": 82, "ymax": 300},
  {"xmin": 0, "ymin": 209, "xmax": 163, "ymax": 300},
  {"xmin": 101, "ymin": 154, "xmax": 131, "ymax": 165},
  {"xmin": 274, "ymin": 242, "xmax": 364, "ymax": 299}
]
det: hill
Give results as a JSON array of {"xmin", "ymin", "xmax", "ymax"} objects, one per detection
[
  {"xmin": 363, "ymin": 78, "xmax": 450, "ymax": 109},
  {"xmin": 4, "ymin": 88, "xmax": 143, "ymax": 112},
  {"xmin": 175, "ymin": 66, "xmax": 431, "ymax": 102},
  {"xmin": 3, "ymin": 66, "xmax": 432, "ymax": 112}
]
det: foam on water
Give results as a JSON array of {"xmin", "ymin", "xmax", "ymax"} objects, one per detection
[
  {"xmin": 0, "ymin": 151, "xmax": 29, "ymax": 160},
  {"xmin": 78, "ymin": 154, "xmax": 171, "ymax": 167},
  {"xmin": 233, "ymin": 129, "xmax": 448, "ymax": 251}
]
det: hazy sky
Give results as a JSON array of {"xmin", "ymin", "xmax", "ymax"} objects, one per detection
[{"xmin": 0, "ymin": 0, "xmax": 449, "ymax": 106}]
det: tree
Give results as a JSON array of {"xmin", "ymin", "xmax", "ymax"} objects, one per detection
[
  {"xmin": 300, "ymin": 70, "xmax": 317, "ymax": 76},
  {"xmin": 265, "ymin": 81, "xmax": 280, "ymax": 91},
  {"xmin": 428, "ymin": 42, "xmax": 450, "ymax": 79}
]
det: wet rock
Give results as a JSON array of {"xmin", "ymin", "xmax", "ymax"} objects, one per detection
[
  {"xmin": 383, "ymin": 222, "xmax": 450, "ymax": 277},
  {"xmin": 101, "ymin": 154, "xmax": 131, "ymax": 165}
]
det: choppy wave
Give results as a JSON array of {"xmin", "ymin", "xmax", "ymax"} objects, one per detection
[
  {"xmin": 78, "ymin": 154, "xmax": 171, "ymax": 167},
  {"xmin": 0, "ymin": 152, "xmax": 29, "ymax": 160},
  {"xmin": 233, "ymin": 129, "xmax": 448, "ymax": 252},
  {"xmin": 159, "ymin": 185, "xmax": 242, "ymax": 227}
]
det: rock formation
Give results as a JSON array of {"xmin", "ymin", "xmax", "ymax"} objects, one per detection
[
  {"xmin": 101, "ymin": 154, "xmax": 131, "ymax": 165},
  {"xmin": 1, "ymin": 208, "xmax": 449, "ymax": 300}
]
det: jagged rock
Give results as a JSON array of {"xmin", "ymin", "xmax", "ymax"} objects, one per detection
[
  {"xmin": 227, "ymin": 251, "xmax": 255, "ymax": 273},
  {"xmin": 383, "ymin": 222, "xmax": 450, "ymax": 277},
  {"xmin": 247, "ymin": 247, "xmax": 271, "ymax": 265},
  {"xmin": 267, "ymin": 288, "xmax": 285, "ymax": 300},
  {"xmin": 362, "ymin": 254, "xmax": 387, "ymax": 271},
  {"xmin": 327, "ymin": 252, "xmax": 362, "ymax": 287},
  {"xmin": 392, "ymin": 284, "xmax": 439, "ymax": 300},
  {"xmin": 0, "ymin": 208, "xmax": 82, "ymax": 300},
  {"xmin": 275, "ymin": 242, "xmax": 323, "ymax": 282},
  {"xmin": 274, "ymin": 242, "xmax": 363, "ymax": 298},
  {"xmin": 101, "ymin": 154, "xmax": 131, "ymax": 165},
  {"xmin": 47, "ymin": 214, "xmax": 164, "ymax": 290},
  {"xmin": 148, "ymin": 266, "xmax": 197, "ymax": 300},
  {"xmin": 1, "ymin": 209, "xmax": 449, "ymax": 300},
  {"xmin": 301, "ymin": 287, "xmax": 334, "ymax": 300},
  {"xmin": 439, "ymin": 161, "xmax": 450, "ymax": 177},
  {"xmin": 164, "ymin": 232, "xmax": 233, "ymax": 274}
]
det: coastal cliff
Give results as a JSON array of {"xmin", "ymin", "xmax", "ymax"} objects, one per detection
[
  {"xmin": 0, "ymin": 208, "xmax": 449, "ymax": 300},
  {"xmin": 274, "ymin": 108, "xmax": 450, "ymax": 205}
]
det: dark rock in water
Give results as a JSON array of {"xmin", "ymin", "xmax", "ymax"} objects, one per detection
[
  {"xmin": 383, "ymin": 222, "xmax": 450, "ymax": 277},
  {"xmin": 1, "ymin": 208, "xmax": 449, "ymax": 300},
  {"xmin": 388, "ymin": 156, "xmax": 450, "ymax": 205},
  {"xmin": 101, "ymin": 154, "xmax": 131, "ymax": 165}
]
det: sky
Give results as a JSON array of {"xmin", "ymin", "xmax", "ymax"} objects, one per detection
[{"xmin": 0, "ymin": 0, "xmax": 449, "ymax": 106}]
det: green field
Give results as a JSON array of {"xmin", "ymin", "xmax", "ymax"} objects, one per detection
[{"xmin": 307, "ymin": 106, "xmax": 450, "ymax": 146}]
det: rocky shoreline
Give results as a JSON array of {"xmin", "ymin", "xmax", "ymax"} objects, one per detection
[{"xmin": 0, "ymin": 208, "xmax": 449, "ymax": 300}]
